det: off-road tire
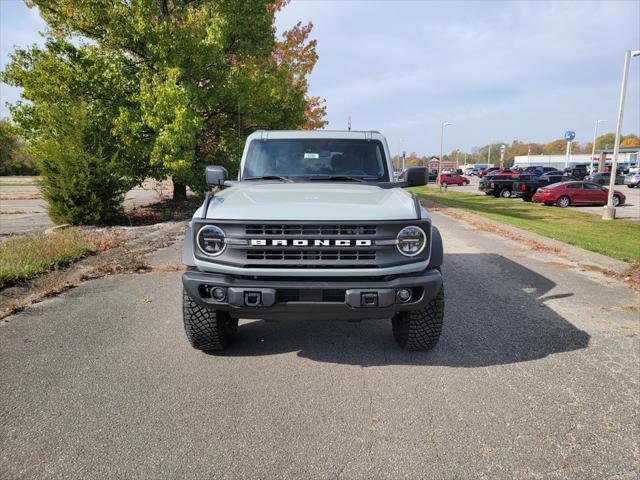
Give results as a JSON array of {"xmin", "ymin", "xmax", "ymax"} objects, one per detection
[
  {"xmin": 183, "ymin": 289, "xmax": 238, "ymax": 351},
  {"xmin": 392, "ymin": 286, "xmax": 444, "ymax": 351}
]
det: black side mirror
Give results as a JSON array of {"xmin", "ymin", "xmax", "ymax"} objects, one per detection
[
  {"xmin": 405, "ymin": 166, "xmax": 428, "ymax": 187},
  {"xmin": 205, "ymin": 165, "xmax": 228, "ymax": 186}
]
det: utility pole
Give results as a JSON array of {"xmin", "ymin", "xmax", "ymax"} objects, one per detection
[
  {"xmin": 487, "ymin": 142, "xmax": 492, "ymax": 167},
  {"xmin": 603, "ymin": 50, "xmax": 640, "ymax": 219},
  {"xmin": 499, "ymin": 144, "xmax": 506, "ymax": 169},
  {"xmin": 347, "ymin": 116, "xmax": 351, "ymax": 131}
]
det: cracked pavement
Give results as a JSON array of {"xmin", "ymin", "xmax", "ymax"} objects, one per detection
[{"xmin": 1, "ymin": 212, "xmax": 639, "ymax": 479}]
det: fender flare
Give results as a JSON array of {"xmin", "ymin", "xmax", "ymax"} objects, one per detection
[
  {"xmin": 182, "ymin": 226, "xmax": 197, "ymax": 267},
  {"xmin": 428, "ymin": 225, "xmax": 443, "ymax": 269}
]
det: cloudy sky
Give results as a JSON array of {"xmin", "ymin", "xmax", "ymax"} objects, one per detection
[{"xmin": 1, "ymin": 0, "xmax": 639, "ymax": 155}]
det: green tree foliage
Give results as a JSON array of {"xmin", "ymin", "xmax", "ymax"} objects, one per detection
[
  {"xmin": 2, "ymin": 0, "xmax": 322, "ymax": 209},
  {"xmin": 0, "ymin": 119, "xmax": 38, "ymax": 175},
  {"xmin": 34, "ymin": 102, "xmax": 125, "ymax": 224}
]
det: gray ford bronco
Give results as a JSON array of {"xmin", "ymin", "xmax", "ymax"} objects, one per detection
[{"xmin": 181, "ymin": 130, "xmax": 444, "ymax": 351}]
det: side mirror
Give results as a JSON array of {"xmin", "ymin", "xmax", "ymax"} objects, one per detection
[
  {"xmin": 205, "ymin": 165, "xmax": 228, "ymax": 186},
  {"xmin": 405, "ymin": 166, "xmax": 428, "ymax": 187}
]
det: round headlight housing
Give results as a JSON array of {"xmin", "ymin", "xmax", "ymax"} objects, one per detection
[
  {"xmin": 396, "ymin": 226, "xmax": 427, "ymax": 257},
  {"xmin": 197, "ymin": 225, "xmax": 226, "ymax": 257}
]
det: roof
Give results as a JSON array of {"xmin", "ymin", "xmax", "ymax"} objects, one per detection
[
  {"xmin": 246, "ymin": 130, "xmax": 385, "ymax": 141},
  {"xmin": 596, "ymin": 147, "xmax": 640, "ymax": 154}
]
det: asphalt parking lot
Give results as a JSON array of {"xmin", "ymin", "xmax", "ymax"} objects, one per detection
[
  {"xmin": 1, "ymin": 211, "xmax": 638, "ymax": 479},
  {"xmin": 444, "ymin": 175, "xmax": 640, "ymax": 219}
]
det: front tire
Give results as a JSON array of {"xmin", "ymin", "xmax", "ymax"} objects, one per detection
[
  {"xmin": 612, "ymin": 195, "xmax": 621, "ymax": 207},
  {"xmin": 183, "ymin": 289, "xmax": 238, "ymax": 351},
  {"xmin": 500, "ymin": 188, "xmax": 512, "ymax": 198},
  {"xmin": 392, "ymin": 286, "xmax": 444, "ymax": 351},
  {"xmin": 557, "ymin": 195, "xmax": 570, "ymax": 208}
]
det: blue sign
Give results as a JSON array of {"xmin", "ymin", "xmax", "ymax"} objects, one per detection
[{"xmin": 564, "ymin": 131, "xmax": 576, "ymax": 141}]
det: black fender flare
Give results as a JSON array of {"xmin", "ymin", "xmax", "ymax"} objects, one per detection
[{"xmin": 428, "ymin": 225, "xmax": 443, "ymax": 269}]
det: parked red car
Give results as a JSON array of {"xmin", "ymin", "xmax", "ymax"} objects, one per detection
[
  {"xmin": 477, "ymin": 167, "xmax": 499, "ymax": 178},
  {"xmin": 533, "ymin": 181, "xmax": 626, "ymax": 208},
  {"xmin": 438, "ymin": 173, "xmax": 470, "ymax": 186}
]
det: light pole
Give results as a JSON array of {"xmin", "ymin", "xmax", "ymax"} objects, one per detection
[
  {"xmin": 603, "ymin": 50, "xmax": 640, "ymax": 220},
  {"xmin": 499, "ymin": 144, "xmax": 506, "ymax": 169},
  {"xmin": 487, "ymin": 142, "xmax": 492, "ymax": 167},
  {"xmin": 439, "ymin": 122, "xmax": 452, "ymax": 184},
  {"xmin": 590, "ymin": 119, "xmax": 607, "ymax": 174}
]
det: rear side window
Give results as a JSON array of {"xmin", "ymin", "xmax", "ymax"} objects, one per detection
[{"xmin": 566, "ymin": 183, "xmax": 582, "ymax": 189}]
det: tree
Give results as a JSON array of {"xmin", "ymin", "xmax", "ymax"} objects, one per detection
[
  {"xmin": 620, "ymin": 135, "xmax": 640, "ymax": 147},
  {"xmin": 273, "ymin": 2, "xmax": 327, "ymax": 129},
  {"xmin": 595, "ymin": 132, "xmax": 616, "ymax": 150},
  {"xmin": 543, "ymin": 139, "xmax": 567, "ymax": 154},
  {"xmin": 0, "ymin": 119, "xmax": 38, "ymax": 175},
  {"xmin": 2, "ymin": 0, "xmax": 323, "ymax": 208}
]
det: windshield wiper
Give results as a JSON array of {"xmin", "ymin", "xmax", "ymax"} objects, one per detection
[
  {"xmin": 244, "ymin": 175, "xmax": 294, "ymax": 183},
  {"xmin": 308, "ymin": 175, "xmax": 375, "ymax": 183}
]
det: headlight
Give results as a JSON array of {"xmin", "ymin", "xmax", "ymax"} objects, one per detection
[
  {"xmin": 197, "ymin": 225, "xmax": 226, "ymax": 257},
  {"xmin": 397, "ymin": 226, "xmax": 427, "ymax": 257}
]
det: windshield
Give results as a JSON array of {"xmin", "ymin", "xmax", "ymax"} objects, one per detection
[{"xmin": 242, "ymin": 139, "xmax": 390, "ymax": 181}]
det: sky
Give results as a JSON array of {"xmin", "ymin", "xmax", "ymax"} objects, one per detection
[{"xmin": 1, "ymin": 0, "xmax": 639, "ymax": 156}]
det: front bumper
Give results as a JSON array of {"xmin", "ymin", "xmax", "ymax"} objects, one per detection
[{"xmin": 182, "ymin": 269, "xmax": 443, "ymax": 321}]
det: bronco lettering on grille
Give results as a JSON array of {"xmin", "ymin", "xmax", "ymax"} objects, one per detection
[{"xmin": 250, "ymin": 239, "xmax": 373, "ymax": 247}]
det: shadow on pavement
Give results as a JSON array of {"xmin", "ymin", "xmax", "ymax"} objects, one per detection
[{"xmin": 210, "ymin": 254, "xmax": 590, "ymax": 367}]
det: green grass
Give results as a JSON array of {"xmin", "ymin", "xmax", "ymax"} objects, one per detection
[
  {"xmin": 410, "ymin": 186, "xmax": 640, "ymax": 263},
  {"xmin": 0, "ymin": 229, "xmax": 94, "ymax": 288}
]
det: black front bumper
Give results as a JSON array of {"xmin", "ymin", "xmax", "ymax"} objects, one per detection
[{"xmin": 182, "ymin": 269, "xmax": 443, "ymax": 321}]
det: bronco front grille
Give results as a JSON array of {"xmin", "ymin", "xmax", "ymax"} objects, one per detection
[
  {"xmin": 245, "ymin": 224, "xmax": 376, "ymax": 236},
  {"xmin": 246, "ymin": 250, "xmax": 377, "ymax": 261}
]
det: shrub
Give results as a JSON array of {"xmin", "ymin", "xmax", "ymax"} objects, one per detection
[{"xmin": 33, "ymin": 104, "xmax": 126, "ymax": 224}]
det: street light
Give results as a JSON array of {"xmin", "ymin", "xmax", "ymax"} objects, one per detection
[
  {"xmin": 603, "ymin": 49, "xmax": 640, "ymax": 220},
  {"xmin": 590, "ymin": 119, "xmax": 607, "ymax": 174},
  {"xmin": 439, "ymin": 122, "xmax": 452, "ymax": 184}
]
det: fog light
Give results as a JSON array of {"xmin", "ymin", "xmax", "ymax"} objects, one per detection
[
  {"xmin": 212, "ymin": 287, "xmax": 226, "ymax": 301},
  {"xmin": 397, "ymin": 288, "xmax": 412, "ymax": 303}
]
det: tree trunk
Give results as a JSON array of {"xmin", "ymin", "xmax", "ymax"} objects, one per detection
[{"xmin": 172, "ymin": 179, "xmax": 187, "ymax": 201}]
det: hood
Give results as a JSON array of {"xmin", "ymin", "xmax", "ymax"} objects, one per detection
[{"xmin": 201, "ymin": 183, "xmax": 419, "ymax": 221}]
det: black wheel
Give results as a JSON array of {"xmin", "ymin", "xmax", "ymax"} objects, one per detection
[
  {"xmin": 500, "ymin": 188, "xmax": 512, "ymax": 198},
  {"xmin": 523, "ymin": 194, "xmax": 532, "ymax": 202},
  {"xmin": 183, "ymin": 289, "xmax": 238, "ymax": 351},
  {"xmin": 557, "ymin": 195, "xmax": 570, "ymax": 208},
  {"xmin": 392, "ymin": 286, "xmax": 444, "ymax": 351}
]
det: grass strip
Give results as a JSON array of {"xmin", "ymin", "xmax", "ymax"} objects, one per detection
[{"xmin": 410, "ymin": 186, "xmax": 640, "ymax": 263}]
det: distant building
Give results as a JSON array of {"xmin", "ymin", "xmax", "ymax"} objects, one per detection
[{"xmin": 513, "ymin": 147, "xmax": 639, "ymax": 169}]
